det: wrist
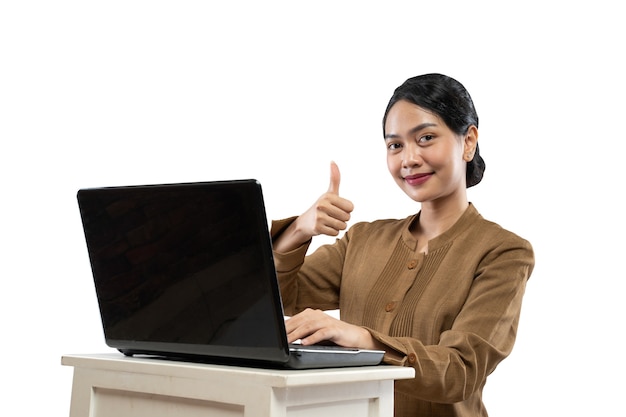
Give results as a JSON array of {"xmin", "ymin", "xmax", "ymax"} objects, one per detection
[
  {"xmin": 359, "ymin": 327, "xmax": 386, "ymax": 351},
  {"xmin": 273, "ymin": 219, "xmax": 311, "ymax": 253}
]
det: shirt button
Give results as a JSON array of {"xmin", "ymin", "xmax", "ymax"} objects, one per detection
[
  {"xmin": 407, "ymin": 353, "xmax": 417, "ymax": 364},
  {"xmin": 407, "ymin": 259, "xmax": 418, "ymax": 269},
  {"xmin": 385, "ymin": 301, "xmax": 396, "ymax": 312}
]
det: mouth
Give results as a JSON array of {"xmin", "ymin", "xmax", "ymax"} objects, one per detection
[{"xmin": 404, "ymin": 172, "xmax": 433, "ymax": 186}]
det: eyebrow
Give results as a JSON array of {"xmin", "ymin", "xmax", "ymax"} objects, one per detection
[{"xmin": 384, "ymin": 122, "xmax": 438, "ymax": 140}]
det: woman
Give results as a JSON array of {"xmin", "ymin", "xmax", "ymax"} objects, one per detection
[{"xmin": 271, "ymin": 73, "xmax": 534, "ymax": 416}]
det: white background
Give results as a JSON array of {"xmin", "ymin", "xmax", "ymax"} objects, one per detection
[{"xmin": 1, "ymin": 1, "xmax": 624, "ymax": 415}]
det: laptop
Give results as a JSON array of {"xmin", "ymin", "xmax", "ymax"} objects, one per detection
[{"xmin": 76, "ymin": 179, "xmax": 384, "ymax": 369}]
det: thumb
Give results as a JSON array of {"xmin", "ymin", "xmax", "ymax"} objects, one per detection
[{"xmin": 327, "ymin": 161, "xmax": 341, "ymax": 194}]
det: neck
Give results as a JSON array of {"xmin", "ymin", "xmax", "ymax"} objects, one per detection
[{"xmin": 416, "ymin": 192, "xmax": 469, "ymax": 240}]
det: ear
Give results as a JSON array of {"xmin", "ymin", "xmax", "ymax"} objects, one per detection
[{"xmin": 463, "ymin": 125, "xmax": 479, "ymax": 161}]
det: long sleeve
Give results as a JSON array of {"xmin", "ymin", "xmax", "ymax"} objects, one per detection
[{"xmin": 270, "ymin": 216, "xmax": 344, "ymax": 315}]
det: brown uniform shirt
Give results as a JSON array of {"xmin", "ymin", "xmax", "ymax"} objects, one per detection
[{"xmin": 272, "ymin": 204, "xmax": 534, "ymax": 417}]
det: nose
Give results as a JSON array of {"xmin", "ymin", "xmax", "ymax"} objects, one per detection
[{"xmin": 402, "ymin": 143, "xmax": 422, "ymax": 168}]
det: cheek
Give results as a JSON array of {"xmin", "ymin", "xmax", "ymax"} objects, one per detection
[
  {"xmin": 444, "ymin": 154, "xmax": 467, "ymax": 180},
  {"xmin": 432, "ymin": 147, "xmax": 461, "ymax": 170},
  {"xmin": 386, "ymin": 154, "xmax": 398, "ymax": 174}
]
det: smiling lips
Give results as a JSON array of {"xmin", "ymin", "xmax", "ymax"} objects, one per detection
[{"xmin": 404, "ymin": 173, "xmax": 433, "ymax": 186}]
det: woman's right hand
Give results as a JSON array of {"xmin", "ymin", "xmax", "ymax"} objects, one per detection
[{"xmin": 273, "ymin": 161, "xmax": 354, "ymax": 253}]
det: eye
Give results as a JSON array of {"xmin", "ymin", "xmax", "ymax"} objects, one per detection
[
  {"xmin": 418, "ymin": 134, "xmax": 435, "ymax": 143},
  {"xmin": 386, "ymin": 142, "xmax": 402, "ymax": 152}
]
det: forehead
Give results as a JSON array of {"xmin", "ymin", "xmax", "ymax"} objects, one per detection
[{"xmin": 384, "ymin": 100, "xmax": 443, "ymax": 133}]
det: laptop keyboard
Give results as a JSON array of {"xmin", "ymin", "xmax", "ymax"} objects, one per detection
[{"xmin": 289, "ymin": 343, "xmax": 360, "ymax": 352}]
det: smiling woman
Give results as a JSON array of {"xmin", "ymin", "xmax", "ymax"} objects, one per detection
[{"xmin": 270, "ymin": 73, "xmax": 534, "ymax": 417}]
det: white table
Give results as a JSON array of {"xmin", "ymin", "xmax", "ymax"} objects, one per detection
[{"xmin": 62, "ymin": 353, "xmax": 415, "ymax": 417}]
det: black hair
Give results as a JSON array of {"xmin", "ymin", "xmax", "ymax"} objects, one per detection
[{"xmin": 382, "ymin": 73, "xmax": 486, "ymax": 188}]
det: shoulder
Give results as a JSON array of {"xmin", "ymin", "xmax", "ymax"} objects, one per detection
[
  {"xmin": 463, "ymin": 207, "xmax": 535, "ymax": 273},
  {"xmin": 421, "ymin": 203, "xmax": 534, "ymax": 267},
  {"xmin": 470, "ymin": 211, "xmax": 533, "ymax": 252},
  {"xmin": 348, "ymin": 216, "xmax": 413, "ymax": 236},
  {"xmin": 341, "ymin": 216, "xmax": 415, "ymax": 250}
]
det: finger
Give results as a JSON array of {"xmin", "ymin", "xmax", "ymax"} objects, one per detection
[
  {"xmin": 285, "ymin": 313, "xmax": 316, "ymax": 343},
  {"xmin": 324, "ymin": 195, "xmax": 354, "ymax": 219},
  {"xmin": 327, "ymin": 161, "xmax": 341, "ymax": 195}
]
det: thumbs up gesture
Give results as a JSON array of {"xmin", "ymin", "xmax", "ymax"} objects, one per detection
[
  {"xmin": 308, "ymin": 161, "xmax": 355, "ymax": 237},
  {"xmin": 272, "ymin": 162, "xmax": 354, "ymax": 253}
]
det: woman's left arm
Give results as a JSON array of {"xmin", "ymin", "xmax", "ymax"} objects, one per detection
[{"xmin": 369, "ymin": 237, "xmax": 535, "ymax": 403}]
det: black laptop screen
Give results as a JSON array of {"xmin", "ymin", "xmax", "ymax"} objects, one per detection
[{"xmin": 77, "ymin": 180, "xmax": 288, "ymax": 363}]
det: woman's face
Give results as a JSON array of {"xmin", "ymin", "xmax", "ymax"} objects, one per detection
[{"xmin": 384, "ymin": 100, "xmax": 476, "ymax": 204}]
